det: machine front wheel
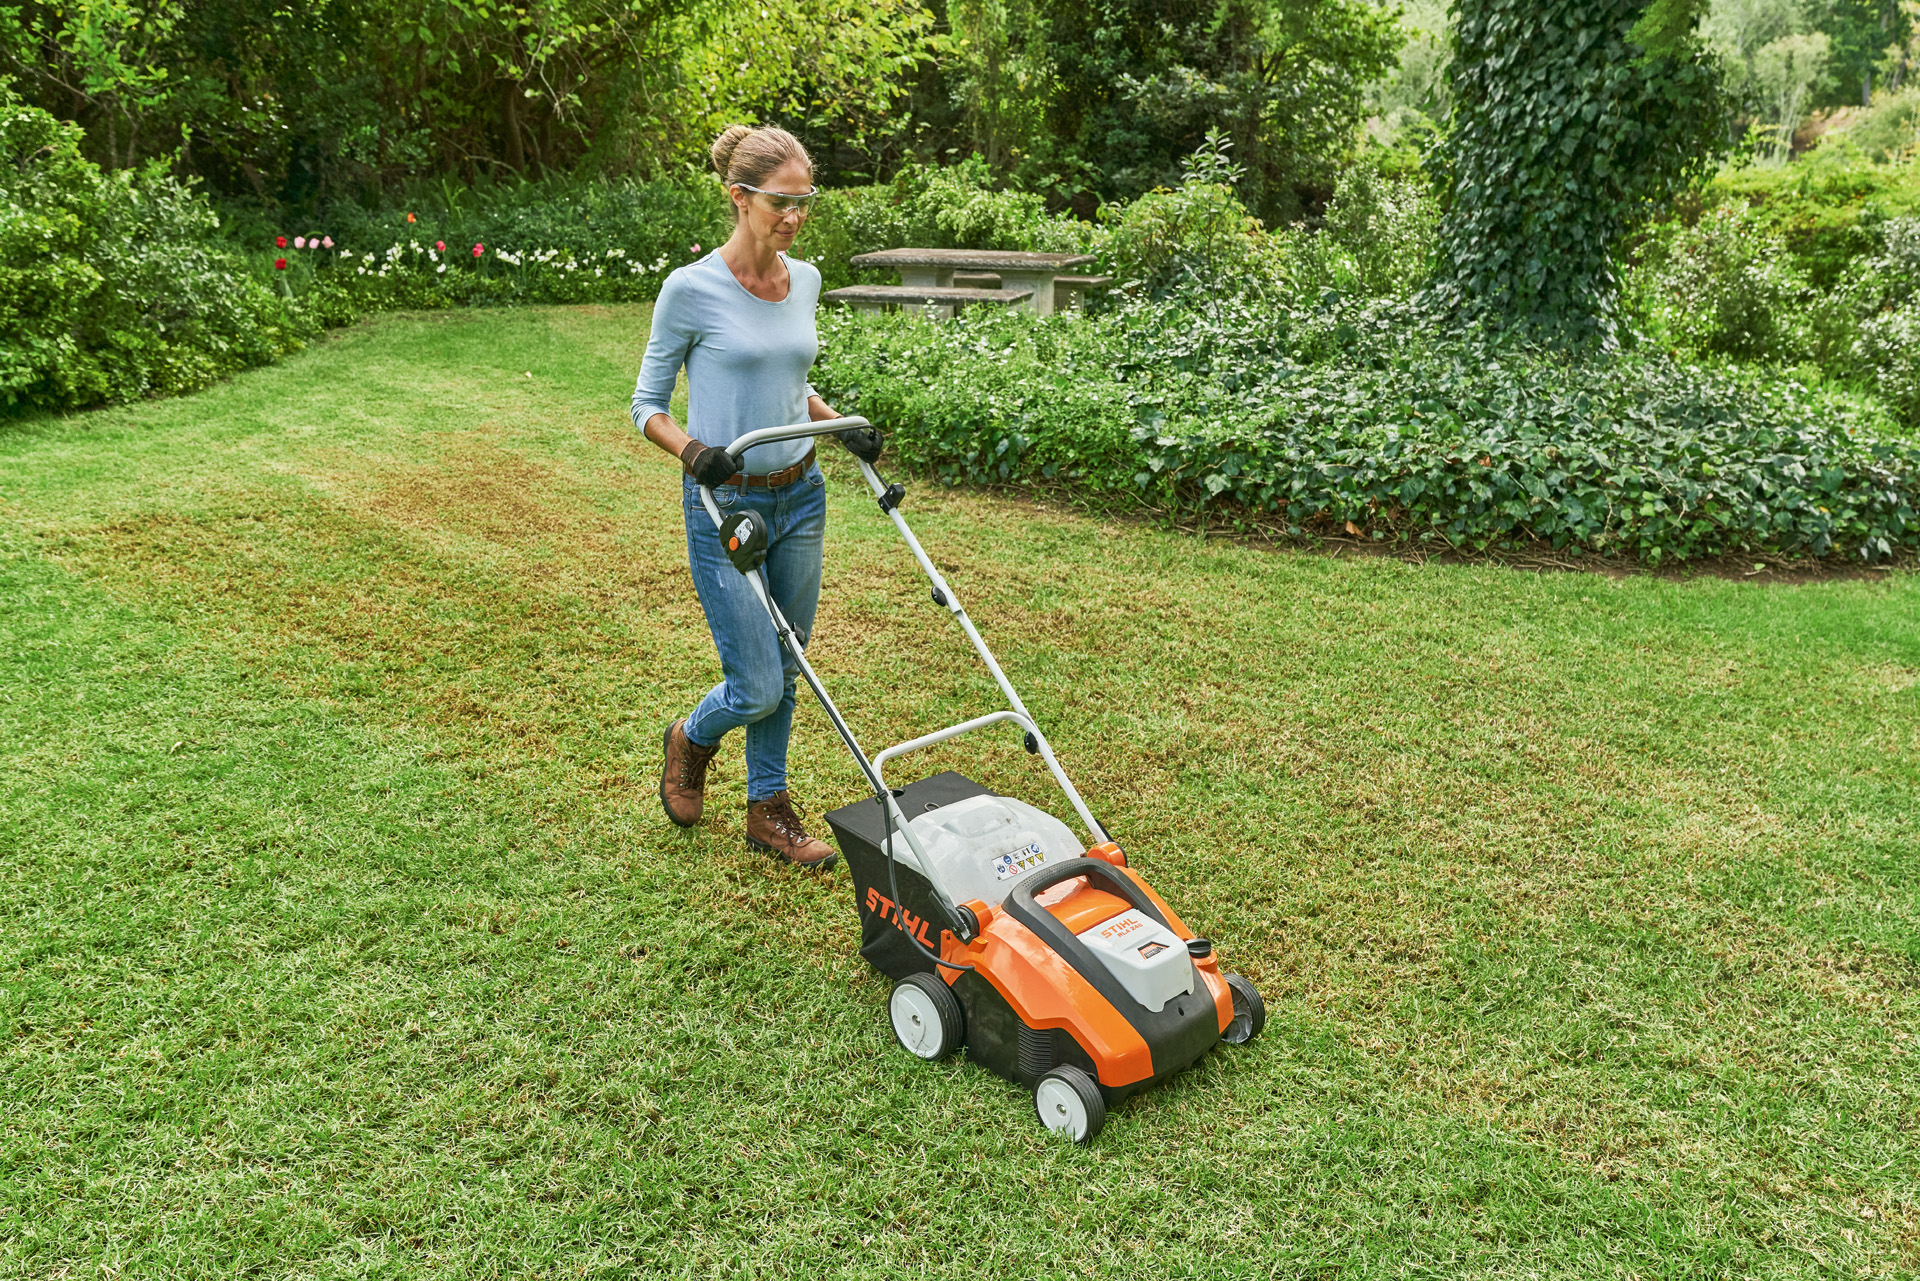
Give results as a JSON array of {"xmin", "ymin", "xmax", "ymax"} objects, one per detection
[
  {"xmin": 1222, "ymin": 973, "xmax": 1266, "ymax": 1045},
  {"xmin": 888, "ymin": 973, "xmax": 964, "ymax": 1060},
  {"xmin": 1033, "ymin": 1065, "xmax": 1106, "ymax": 1144}
]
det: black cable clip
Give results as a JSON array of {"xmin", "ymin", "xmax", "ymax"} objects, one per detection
[
  {"xmin": 1023, "ymin": 731, "xmax": 1040, "ymax": 755},
  {"xmin": 877, "ymin": 482, "xmax": 906, "ymax": 513},
  {"xmin": 931, "ymin": 587, "xmax": 948, "ymax": 608}
]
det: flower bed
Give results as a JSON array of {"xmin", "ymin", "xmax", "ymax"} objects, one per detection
[{"xmin": 239, "ymin": 177, "xmax": 735, "ymax": 322}]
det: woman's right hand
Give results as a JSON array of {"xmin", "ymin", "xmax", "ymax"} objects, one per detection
[{"xmin": 681, "ymin": 440, "xmax": 739, "ymax": 488}]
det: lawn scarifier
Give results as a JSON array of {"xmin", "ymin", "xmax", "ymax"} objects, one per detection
[{"xmin": 693, "ymin": 416, "xmax": 1266, "ymax": 1142}]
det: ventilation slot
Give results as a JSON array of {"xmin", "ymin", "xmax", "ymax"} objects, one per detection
[{"xmin": 1017, "ymin": 1021, "xmax": 1056, "ymax": 1079}]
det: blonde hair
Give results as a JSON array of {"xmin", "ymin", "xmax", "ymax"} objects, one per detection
[{"xmin": 710, "ymin": 125, "xmax": 813, "ymax": 220}]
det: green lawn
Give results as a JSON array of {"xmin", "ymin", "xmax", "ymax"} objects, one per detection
[{"xmin": 3, "ymin": 304, "xmax": 1917, "ymax": 1279}]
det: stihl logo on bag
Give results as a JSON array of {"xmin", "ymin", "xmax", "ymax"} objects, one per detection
[{"xmin": 864, "ymin": 886, "xmax": 936, "ymax": 947}]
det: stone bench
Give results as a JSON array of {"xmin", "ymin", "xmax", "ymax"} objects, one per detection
[
  {"xmin": 1054, "ymin": 274, "xmax": 1113, "ymax": 310},
  {"xmin": 950, "ymin": 272, "xmax": 1112, "ymax": 310},
  {"xmin": 822, "ymin": 284, "xmax": 1035, "ymax": 319}
]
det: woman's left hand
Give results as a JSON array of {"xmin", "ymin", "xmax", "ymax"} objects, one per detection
[{"xmin": 837, "ymin": 427, "xmax": 885, "ymax": 464}]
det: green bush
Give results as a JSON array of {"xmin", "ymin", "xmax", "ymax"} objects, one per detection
[
  {"xmin": 1846, "ymin": 87, "xmax": 1920, "ymax": 163},
  {"xmin": 0, "ymin": 97, "xmax": 301, "ymax": 413},
  {"xmin": 1277, "ymin": 163, "xmax": 1438, "ymax": 302},
  {"xmin": 1093, "ymin": 136, "xmax": 1295, "ymax": 305},
  {"xmin": 1623, "ymin": 196, "xmax": 1920, "ymax": 419},
  {"xmin": 0, "ymin": 98, "xmax": 103, "ymax": 408},
  {"xmin": 1627, "ymin": 204, "xmax": 1813, "ymax": 362},
  {"xmin": 797, "ymin": 159, "xmax": 1098, "ymax": 291},
  {"xmin": 1706, "ymin": 152, "xmax": 1920, "ymax": 288},
  {"xmin": 1855, "ymin": 305, "xmax": 1920, "ymax": 425},
  {"xmin": 815, "ymin": 298, "xmax": 1919, "ymax": 563}
]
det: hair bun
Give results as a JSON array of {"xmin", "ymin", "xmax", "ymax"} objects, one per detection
[{"xmin": 711, "ymin": 124, "xmax": 753, "ymax": 180}]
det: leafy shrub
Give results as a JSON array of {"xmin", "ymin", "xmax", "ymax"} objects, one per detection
[
  {"xmin": 1846, "ymin": 87, "xmax": 1920, "ymax": 163},
  {"xmin": 816, "ymin": 298, "xmax": 1919, "ymax": 563},
  {"xmin": 1705, "ymin": 152, "xmax": 1920, "ymax": 288},
  {"xmin": 1, "ymin": 96, "xmax": 301, "ymax": 413},
  {"xmin": 0, "ymin": 97, "xmax": 103, "ymax": 408},
  {"xmin": 1854, "ymin": 305, "xmax": 1920, "ymax": 426},
  {"xmin": 1278, "ymin": 163, "xmax": 1438, "ymax": 302},
  {"xmin": 1880, "ymin": 216, "xmax": 1920, "ymax": 300},
  {"xmin": 1097, "ymin": 135, "xmax": 1283, "ymax": 303},
  {"xmin": 1623, "ymin": 200, "xmax": 1920, "ymax": 405},
  {"xmin": 1626, "ymin": 204, "xmax": 1812, "ymax": 361}
]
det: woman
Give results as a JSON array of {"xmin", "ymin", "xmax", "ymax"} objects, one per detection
[{"xmin": 631, "ymin": 124, "xmax": 879, "ymax": 869}]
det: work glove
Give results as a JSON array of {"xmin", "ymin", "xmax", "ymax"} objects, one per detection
[
  {"xmin": 681, "ymin": 439, "xmax": 739, "ymax": 489},
  {"xmin": 837, "ymin": 426, "xmax": 886, "ymax": 465},
  {"xmin": 718, "ymin": 511, "xmax": 768, "ymax": 574}
]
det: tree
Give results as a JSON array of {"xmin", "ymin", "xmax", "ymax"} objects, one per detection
[
  {"xmin": 1039, "ymin": 0, "xmax": 1400, "ymax": 223},
  {"xmin": 1427, "ymin": 0, "xmax": 1727, "ymax": 346},
  {"xmin": 1805, "ymin": 0, "xmax": 1908, "ymax": 106},
  {"xmin": 1753, "ymin": 29, "xmax": 1833, "ymax": 157}
]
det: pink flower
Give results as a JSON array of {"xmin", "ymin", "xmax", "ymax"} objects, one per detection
[
  {"xmin": 294, "ymin": 236, "xmax": 306, "ymax": 249},
  {"xmin": 275, "ymin": 236, "xmax": 287, "ymax": 248},
  {"xmin": 322, "ymin": 236, "xmax": 334, "ymax": 248},
  {"xmin": 274, "ymin": 258, "xmax": 288, "ymax": 270},
  {"xmin": 472, "ymin": 243, "xmax": 483, "ymax": 257},
  {"xmin": 690, "ymin": 243, "xmax": 701, "ymax": 254},
  {"xmin": 435, "ymin": 241, "xmax": 445, "ymax": 252}
]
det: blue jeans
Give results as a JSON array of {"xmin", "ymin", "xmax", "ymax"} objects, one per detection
[{"xmin": 681, "ymin": 467, "xmax": 827, "ymax": 801}]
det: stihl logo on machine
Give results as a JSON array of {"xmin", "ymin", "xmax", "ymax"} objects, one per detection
[
  {"xmin": 1096, "ymin": 914, "xmax": 1148, "ymax": 942},
  {"xmin": 864, "ymin": 886, "xmax": 936, "ymax": 946},
  {"xmin": 992, "ymin": 841, "xmax": 1047, "ymax": 880}
]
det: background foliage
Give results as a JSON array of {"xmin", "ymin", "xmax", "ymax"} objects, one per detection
[
  {"xmin": 0, "ymin": 93, "xmax": 300, "ymax": 412},
  {"xmin": 8, "ymin": 0, "xmax": 1920, "ymax": 567}
]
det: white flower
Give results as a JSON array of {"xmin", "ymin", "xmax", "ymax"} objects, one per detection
[{"xmin": 437, "ymin": 263, "xmax": 446, "ymax": 274}]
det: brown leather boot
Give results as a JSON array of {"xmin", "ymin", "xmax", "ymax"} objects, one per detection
[
  {"xmin": 660, "ymin": 719, "xmax": 721, "ymax": 827},
  {"xmin": 746, "ymin": 791, "xmax": 838, "ymax": 868}
]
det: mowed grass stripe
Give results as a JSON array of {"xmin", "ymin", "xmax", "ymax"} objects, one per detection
[{"xmin": 2, "ymin": 305, "xmax": 1916, "ymax": 1278}]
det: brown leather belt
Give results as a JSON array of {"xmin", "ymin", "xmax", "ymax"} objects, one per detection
[{"xmin": 727, "ymin": 445, "xmax": 816, "ymax": 488}]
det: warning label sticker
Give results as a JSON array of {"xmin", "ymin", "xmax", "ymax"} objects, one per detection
[{"xmin": 991, "ymin": 842, "xmax": 1048, "ymax": 880}]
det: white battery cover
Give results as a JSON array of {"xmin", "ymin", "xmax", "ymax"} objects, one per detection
[
  {"xmin": 1074, "ymin": 908, "xmax": 1194, "ymax": 1013},
  {"xmin": 903, "ymin": 794, "xmax": 1084, "ymax": 910}
]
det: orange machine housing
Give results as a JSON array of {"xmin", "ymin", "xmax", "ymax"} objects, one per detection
[
  {"xmin": 827, "ymin": 772, "xmax": 1233, "ymax": 1102},
  {"xmin": 939, "ymin": 865, "xmax": 1232, "ymax": 1091}
]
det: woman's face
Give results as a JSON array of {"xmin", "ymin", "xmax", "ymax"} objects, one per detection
[{"xmin": 732, "ymin": 159, "xmax": 814, "ymax": 252}]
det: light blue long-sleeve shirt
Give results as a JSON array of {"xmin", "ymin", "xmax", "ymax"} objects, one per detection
[{"xmin": 630, "ymin": 250, "xmax": 822, "ymax": 474}]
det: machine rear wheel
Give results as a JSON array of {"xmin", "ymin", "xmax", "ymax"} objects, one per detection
[
  {"xmin": 889, "ymin": 974, "xmax": 964, "ymax": 1060},
  {"xmin": 1033, "ymin": 1065, "xmax": 1106, "ymax": 1144},
  {"xmin": 1222, "ymin": 973, "xmax": 1266, "ymax": 1044}
]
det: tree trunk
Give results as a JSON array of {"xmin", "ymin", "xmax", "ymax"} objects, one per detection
[{"xmin": 504, "ymin": 81, "xmax": 525, "ymax": 173}]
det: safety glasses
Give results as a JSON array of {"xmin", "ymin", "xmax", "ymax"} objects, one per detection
[{"xmin": 734, "ymin": 183, "xmax": 818, "ymax": 217}]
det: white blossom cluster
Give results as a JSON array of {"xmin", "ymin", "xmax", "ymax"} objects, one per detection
[{"xmin": 342, "ymin": 240, "xmax": 673, "ymax": 280}]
